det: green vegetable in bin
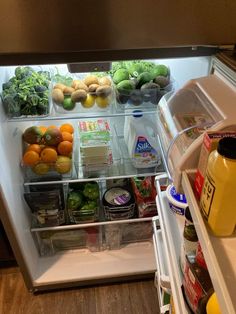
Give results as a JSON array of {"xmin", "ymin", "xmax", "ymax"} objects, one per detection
[
  {"xmin": 81, "ymin": 200, "xmax": 97, "ymax": 211},
  {"xmin": 67, "ymin": 191, "xmax": 84, "ymax": 210},
  {"xmin": 83, "ymin": 183, "xmax": 99, "ymax": 200}
]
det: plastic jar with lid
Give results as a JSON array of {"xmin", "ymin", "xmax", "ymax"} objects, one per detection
[{"xmin": 200, "ymin": 137, "xmax": 236, "ymax": 236}]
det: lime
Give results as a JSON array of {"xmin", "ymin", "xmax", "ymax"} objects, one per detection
[
  {"xmin": 96, "ymin": 96, "xmax": 110, "ymax": 108},
  {"xmin": 62, "ymin": 97, "xmax": 76, "ymax": 111},
  {"xmin": 81, "ymin": 94, "xmax": 96, "ymax": 108}
]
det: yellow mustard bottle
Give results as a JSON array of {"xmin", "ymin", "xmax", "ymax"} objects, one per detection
[{"xmin": 200, "ymin": 137, "xmax": 236, "ymax": 236}]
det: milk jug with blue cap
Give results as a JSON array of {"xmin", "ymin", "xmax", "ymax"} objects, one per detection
[{"xmin": 124, "ymin": 110, "xmax": 160, "ymax": 168}]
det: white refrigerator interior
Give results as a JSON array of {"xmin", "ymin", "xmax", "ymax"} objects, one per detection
[{"xmin": 0, "ymin": 56, "xmax": 222, "ymax": 295}]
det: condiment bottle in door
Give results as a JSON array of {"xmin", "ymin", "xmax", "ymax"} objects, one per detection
[{"xmin": 200, "ymin": 137, "xmax": 236, "ymax": 236}]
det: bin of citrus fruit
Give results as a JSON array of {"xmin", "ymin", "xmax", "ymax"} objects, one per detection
[
  {"xmin": 21, "ymin": 123, "xmax": 75, "ymax": 180},
  {"xmin": 51, "ymin": 74, "xmax": 114, "ymax": 113}
]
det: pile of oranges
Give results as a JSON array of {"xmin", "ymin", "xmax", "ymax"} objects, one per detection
[{"xmin": 22, "ymin": 123, "xmax": 74, "ymax": 175}]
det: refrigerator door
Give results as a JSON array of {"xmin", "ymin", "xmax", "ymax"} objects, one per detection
[{"xmin": 0, "ymin": 1, "xmax": 236, "ymax": 64}]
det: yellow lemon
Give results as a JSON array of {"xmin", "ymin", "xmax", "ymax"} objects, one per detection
[
  {"xmin": 81, "ymin": 94, "xmax": 96, "ymax": 108},
  {"xmin": 96, "ymin": 96, "xmax": 110, "ymax": 108},
  {"xmin": 32, "ymin": 163, "xmax": 50, "ymax": 175},
  {"xmin": 55, "ymin": 156, "xmax": 72, "ymax": 174}
]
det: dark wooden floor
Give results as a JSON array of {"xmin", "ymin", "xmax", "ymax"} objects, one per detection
[{"xmin": 0, "ymin": 266, "xmax": 159, "ymax": 314}]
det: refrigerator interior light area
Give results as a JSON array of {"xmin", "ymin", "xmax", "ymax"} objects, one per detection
[{"xmin": 0, "ymin": 54, "xmax": 235, "ymax": 314}]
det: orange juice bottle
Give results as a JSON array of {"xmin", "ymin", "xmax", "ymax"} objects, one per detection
[{"xmin": 200, "ymin": 137, "xmax": 236, "ymax": 236}]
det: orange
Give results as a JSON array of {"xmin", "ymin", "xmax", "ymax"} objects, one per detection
[
  {"xmin": 57, "ymin": 141, "xmax": 73, "ymax": 156},
  {"xmin": 59, "ymin": 123, "xmax": 74, "ymax": 134},
  {"xmin": 47, "ymin": 125, "xmax": 58, "ymax": 130},
  {"xmin": 26, "ymin": 144, "xmax": 41, "ymax": 154},
  {"xmin": 39, "ymin": 126, "xmax": 47, "ymax": 135},
  {"xmin": 61, "ymin": 131, "xmax": 73, "ymax": 142},
  {"xmin": 41, "ymin": 147, "xmax": 58, "ymax": 163},
  {"xmin": 23, "ymin": 151, "xmax": 40, "ymax": 166}
]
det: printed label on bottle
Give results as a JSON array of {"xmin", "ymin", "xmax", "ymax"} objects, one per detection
[
  {"xmin": 134, "ymin": 136, "xmax": 157, "ymax": 164},
  {"xmin": 200, "ymin": 171, "xmax": 215, "ymax": 219}
]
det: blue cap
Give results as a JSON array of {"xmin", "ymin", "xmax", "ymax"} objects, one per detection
[{"xmin": 132, "ymin": 110, "xmax": 143, "ymax": 118}]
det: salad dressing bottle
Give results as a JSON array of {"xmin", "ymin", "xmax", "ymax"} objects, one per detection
[{"xmin": 200, "ymin": 137, "xmax": 236, "ymax": 236}]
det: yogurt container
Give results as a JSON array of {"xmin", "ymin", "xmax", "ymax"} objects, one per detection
[{"xmin": 166, "ymin": 184, "xmax": 188, "ymax": 216}]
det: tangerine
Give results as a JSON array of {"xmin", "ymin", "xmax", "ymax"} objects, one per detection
[
  {"xmin": 41, "ymin": 147, "xmax": 58, "ymax": 163},
  {"xmin": 26, "ymin": 144, "xmax": 41, "ymax": 154},
  {"xmin": 57, "ymin": 141, "xmax": 73, "ymax": 156},
  {"xmin": 23, "ymin": 151, "xmax": 40, "ymax": 166},
  {"xmin": 59, "ymin": 123, "xmax": 74, "ymax": 134},
  {"xmin": 47, "ymin": 125, "xmax": 58, "ymax": 130},
  {"xmin": 39, "ymin": 126, "xmax": 47, "ymax": 135},
  {"xmin": 61, "ymin": 131, "xmax": 73, "ymax": 142}
]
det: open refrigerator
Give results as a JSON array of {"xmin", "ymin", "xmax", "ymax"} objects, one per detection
[{"xmin": 0, "ymin": 53, "xmax": 236, "ymax": 314}]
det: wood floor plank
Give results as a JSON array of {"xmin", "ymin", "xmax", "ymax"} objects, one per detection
[{"xmin": 0, "ymin": 268, "xmax": 159, "ymax": 314}]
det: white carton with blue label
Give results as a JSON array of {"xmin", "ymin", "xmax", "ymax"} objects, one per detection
[
  {"xmin": 166, "ymin": 184, "xmax": 188, "ymax": 216},
  {"xmin": 124, "ymin": 110, "xmax": 161, "ymax": 168}
]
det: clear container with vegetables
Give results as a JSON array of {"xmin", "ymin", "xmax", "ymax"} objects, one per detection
[
  {"xmin": 51, "ymin": 71, "xmax": 114, "ymax": 114},
  {"xmin": 110, "ymin": 61, "xmax": 174, "ymax": 111},
  {"xmin": 66, "ymin": 181, "xmax": 100, "ymax": 224},
  {"xmin": 1, "ymin": 66, "xmax": 52, "ymax": 119}
]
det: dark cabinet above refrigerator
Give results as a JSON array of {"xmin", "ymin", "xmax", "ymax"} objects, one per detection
[{"xmin": 1, "ymin": 0, "xmax": 236, "ymax": 65}]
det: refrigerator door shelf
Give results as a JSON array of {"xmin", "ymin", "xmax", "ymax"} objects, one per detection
[
  {"xmin": 182, "ymin": 170, "xmax": 236, "ymax": 314},
  {"xmin": 155, "ymin": 174, "xmax": 190, "ymax": 314}
]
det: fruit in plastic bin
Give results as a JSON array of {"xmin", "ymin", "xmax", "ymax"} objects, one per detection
[
  {"xmin": 129, "ymin": 90, "xmax": 143, "ymax": 106},
  {"xmin": 83, "ymin": 75, "xmax": 99, "ymax": 86},
  {"xmin": 116, "ymin": 80, "xmax": 135, "ymax": 94},
  {"xmin": 54, "ymin": 83, "xmax": 66, "ymax": 92},
  {"xmin": 151, "ymin": 64, "xmax": 169, "ymax": 78},
  {"xmin": 52, "ymin": 88, "xmax": 64, "ymax": 105},
  {"xmin": 96, "ymin": 85, "xmax": 112, "ymax": 97},
  {"xmin": 127, "ymin": 63, "xmax": 143, "ymax": 77},
  {"xmin": 23, "ymin": 126, "xmax": 43, "ymax": 144},
  {"xmin": 60, "ymin": 123, "xmax": 74, "ymax": 134},
  {"xmin": 62, "ymin": 96, "xmax": 76, "ymax": 111},
  {"xmin": 23, "ymin": 150, "xmax": 40, "ymax": 166},
  {"xmin": 26, "ymin": 144, "xmax": 42, "ymax": 154},
  {"xmin": 99, "ymin": 76, "xmax": 111, "ymax": 86},
  {"xmin": 88, "ymin": 84, "xmax": 99, "ymax": 93},
  {"xmin": 74, "ymin": 81, "xmax": 89, "ymax": 92},
  {"xmin": 39, "ymin": 126, "xmax": 47, "ymax": 135},
  {"xmin": 96, "ymin": 96, "xmax": 110, "ymax": 108},
  {"xmin": 32, "ymin": 162, "xmax": 50, "ymax": 175},
  {"xmin": 71, "ymin": 89, "xmax": 87, "ymax": 103},
  {"xmin": 47, "ymin": 125, "xmax": 58, "ymax": 130},
  {"xmin": 63, "ymin": 86, "xmax": 75, "ymax": 95},
  {"xmin": 113, "ymin": 69, "xmax": 129, "ymax": 84},
  {"xmin": 81, "ymin": 94, "xmax": 96, "ymax": 108},
  {"xmin": 67, "ymin": 191, "xmax": 84, "ymax": 210},
  {"xmin": 153, "ymin": 76, "xmax": 170, "ymax": 88},
  {"xmin": 57, "ymin": 141, "xmax": 73, "ymax": 156},
  {"xmin": 206, "ymin": 292, "xmax": 221, "ymax": 314},
  {"xmin": 43, "ymin": 128, "xmax": 63, "ymax": 146},
  {"xmin": 55, "ymin": 156, "xmax": 72, "ymax": 174},
  {"xmin": 136, "ymin": 72, "xmax": 153, "ymax": 88},
  {"xmin": 41, "ymin": 147, "xmax": 58, "ymax": 162},
  {"xmin": 83, "ymin": 183, "xmax": 99, "ymax": 200},
  {"xmin": 61, "ymin": 131, "xmax": 73, "ymax": 142}
]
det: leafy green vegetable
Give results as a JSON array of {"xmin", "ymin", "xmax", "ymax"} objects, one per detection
[
  {"xmin": 67, "ymin": 191, "xmax": 84, "ymax": 210},
  {"xmin": 52, "ymin": 68, "xmax": 73, "ymax": 86},
  {"xmin": 83, "ymin": 183, "xmax": 99, "ymax": 200},
  {"xmin": 1, "ymin": 66, "xmax": 51, "ymax": 117}
]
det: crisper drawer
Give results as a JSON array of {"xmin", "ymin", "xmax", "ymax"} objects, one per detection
[{"xmin": 31, "ymin": 218, "xmax": 153, "ymax": 256}]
